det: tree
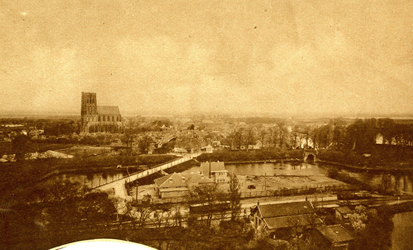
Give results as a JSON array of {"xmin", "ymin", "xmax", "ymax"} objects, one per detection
[
  {"xmin": 78, "ymin": 191, "xmax": 117, "ymax": 228},
  {"xmin": 231, "ymin": 129, "xmax": 243, "ymax": 149},
  {"xmin": 344, "ymin": 119, "xmax": 377, "ymax": 153},
  {"xmin": 228, "ymin": 173, "xmax": 241, "ymax": 221},
  {"xmin": 12, "ymin": 133, "xmax": 30, "ymax": 161},
  {"xmin": 190, "ymin": 183, "xmax": 225, "ymax": 227},
  {"xmin": 138, "ymin": 135, "xmax": 153, "ymax": 154},
  {"xmin": 121, "ymin": 132, "xmax": 134, "ymax": 155},
  {"xmin": 127, "ymin": 202, "xmax": 152, "ymax": 229},
  {"xmin": 349, "ymin": 205, "xmax": 394, "ymax": 250},
  {"xmin": 151, "ymin": 204, "xmax": 173, "ymax": 228}
]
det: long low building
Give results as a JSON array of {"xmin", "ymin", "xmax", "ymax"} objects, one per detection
[{"xmin": 252, "ymin": 201, "xmax": 323, "ymax": 237}]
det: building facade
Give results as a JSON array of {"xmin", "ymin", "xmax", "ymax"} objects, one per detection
[
  {"xmin": 81, "ymin": 92, "xmax": 123, "ymax": 133},
  {"xmin": 200, "ymin": 161, "xmax": 229, "ymax": 183}
]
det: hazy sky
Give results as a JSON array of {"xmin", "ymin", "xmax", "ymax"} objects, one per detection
[{"xmin": 1, "ymin": 0, "xmax": 412, "ymax": 116}]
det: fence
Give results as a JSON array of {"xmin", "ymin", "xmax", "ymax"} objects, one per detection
[
  {"xmin": 132, "ymin": 197, "xmax": 190, "ymax": 205},
  {"xmin": 130, "ymin": 184, "xmax": 353, "ymax": 205},
  {"xmin": 240, "ymin": 184, "xmax": 353, "ymax": 199}
]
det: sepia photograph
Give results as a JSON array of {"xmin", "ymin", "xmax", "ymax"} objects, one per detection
[{"xmin": 1, "ymin": 0, "xmax": 413, "ymax": 249}]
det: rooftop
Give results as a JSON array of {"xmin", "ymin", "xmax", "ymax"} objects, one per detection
[
  {"xmin": 316, "ymin": 224, "xmax": 354, "ymax": 243},
  {"xmin": 335, "ymin": 206, "xmax": 353, "ymax": 215},
  {"xmin": 258, "ymin": 201, "xmax": 315, "ymax": 218}
]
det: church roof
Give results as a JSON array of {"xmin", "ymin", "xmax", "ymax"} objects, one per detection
[{"xmin": 97, "ymin": 106, "xmax": 120, "ymax": 115}]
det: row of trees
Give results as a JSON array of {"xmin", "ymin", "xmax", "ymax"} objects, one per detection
[
  {"xmin": 3, "ymin": 172, "xmax": 258, "ymax": 249},
  {"xmin": 229, "ymin": 122, "xmax": 296, "ymax": 150},
  {"xmin": 317, "ymin": 118, "xmax": 413, "ymax": 153}
]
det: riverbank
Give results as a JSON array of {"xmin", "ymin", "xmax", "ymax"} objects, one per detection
[
  {"xmin": 225, "ymin": 158, "xmax": 303, "ymax": 165},
  {"xmin": 317, "ymin": 159, "xmax": 413, "ymax": 173},
  {"xmin": 318, "ymin": 148, "xmax": 413, "ymax": 173},
  {"xmin": 196, "ymin": 149, "xmax": 304, "ymax": 163}
]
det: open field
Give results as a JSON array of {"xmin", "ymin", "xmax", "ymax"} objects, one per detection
[{"xmin": 238, "ymin": 174, "xmax": 347, "ymax": 192}]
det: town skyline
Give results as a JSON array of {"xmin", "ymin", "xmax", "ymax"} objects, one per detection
[{"xmin": 1, "ymin": 0, "xmax": 412, "ymax": 117}]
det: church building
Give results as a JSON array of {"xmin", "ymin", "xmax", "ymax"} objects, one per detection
[{"xmin": 81, "ymin": 92, "xmax": 123, "ymax": 133}]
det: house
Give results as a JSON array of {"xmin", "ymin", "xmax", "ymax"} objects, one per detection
[
  {"xmin": 253, "ymin": 140, "xmax": 263, "ymax": 150},
  {"xmin": 252, "ymin": 201, "xmax": 322, "ymax": 237},
  {"xmin": 335, "ymin": 206, "xmax": 353, "ymax": 222},
  {"xmin": 204, "ymin": 145, "xmax": 214, "ymax": 153},
  {"xmin": 248, "ymin": 140, "xmax": 263, "ymax": 150},
  {"xmin": 311, "ymin": 224, "xmax": 354, "ymax": 250},
  {"xmin": 183, "ymin": 142, "xmax": 200, "ymax": 154},
  {"xmin": 154, "ymin": 172, "xmax": 213, "ymax": 198},
  {"xmin": 172, "ymin": 147, "xmax": 188, "ymax": 154},
  {"xmin": 200, "ymin": 161, "xmax": 229, "ymax": 183}
]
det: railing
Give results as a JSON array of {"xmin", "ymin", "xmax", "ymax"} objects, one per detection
[{"xmin": 93, "ymin": 153, "xmax": 201, "ymax": 189}]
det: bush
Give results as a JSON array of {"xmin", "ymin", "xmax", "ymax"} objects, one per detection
[{"xmin": 196, "ymin": 149, "xmax": 302, "ymax": 162}]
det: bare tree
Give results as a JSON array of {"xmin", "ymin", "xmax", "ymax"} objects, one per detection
[
  {"xmin": 228, "ymin": 173, "xmax": 241, "ymax": 221},
  {"xmin": 190, "ymin": 183, "xmax": 225, "ymax": 227},
  {"xmin": 126, "ymin": 202, "xmax": 152, "ymax": 229}
]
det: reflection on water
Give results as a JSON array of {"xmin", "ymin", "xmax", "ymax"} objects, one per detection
[
  {"xmin": 182, "ymin": 162, "xmax": 326, "ymax": 176},
  {"xmin": 48, "ymin": 172, "xmax": 125, "ymax": 188},
  {"xmin": 181, "ymin": 161, "xmax": 413, "ymax": 195},
  {"xmin": 225, "ymin": 162, "xmax": 326, "ymax": 176},
  {"xmin": 334, "ymin": 169, "xmax": 413, "ymax": 195},
  {"xmin": 49, "ymin": 161, "xmax": 413, "ymax": 195}
]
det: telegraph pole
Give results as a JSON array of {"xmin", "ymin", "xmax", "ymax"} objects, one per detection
[{"xmin": 135, "ymin": 181, "xmax": 139, "ymax": 201}]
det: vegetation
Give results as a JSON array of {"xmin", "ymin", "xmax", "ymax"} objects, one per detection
[
  {"xmin": 316, "ymin": 118, "xmax": 413, "ymax": 169},
  {"xmin": 197, "ymin": 149, "xmax": 304, "ymax": 162},
  {"xmin": 1, "ymin": 174, "xmax": 259, "ymax": 250},
  {"xmin": 348, "ymin": 205, "xmax": 394, "ymax": 250}
]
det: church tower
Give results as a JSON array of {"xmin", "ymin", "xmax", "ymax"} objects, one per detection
[{"xmin": 81, "ymin": 92, "xmax": 98, "ymax": 133}]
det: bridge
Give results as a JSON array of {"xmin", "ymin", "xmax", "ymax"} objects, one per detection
[
  {"xmin": 303, "ymin": 149, "xmax": 317, "ymax": 162},
  {"xmin": 93, "ymin": 153, "xmax": 201, "ymax": 200}
]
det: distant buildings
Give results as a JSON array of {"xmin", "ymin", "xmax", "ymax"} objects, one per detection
[{"xmin": 81, "ymin": 92, "xmax": 123, "ymax": 133}]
